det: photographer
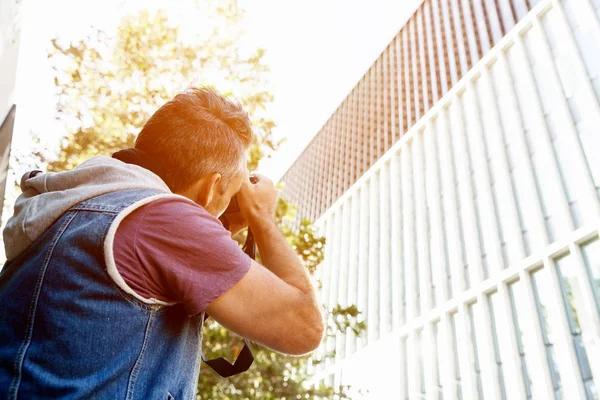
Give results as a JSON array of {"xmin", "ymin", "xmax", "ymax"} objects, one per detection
[{"xmin": 0, "ymin": 87, "xmax": 324, "ymax": 399}]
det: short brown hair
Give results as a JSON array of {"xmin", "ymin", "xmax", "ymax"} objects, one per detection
[{"xmin": 135, "ymin": 87, "xmax": 253, "ymax": 192}]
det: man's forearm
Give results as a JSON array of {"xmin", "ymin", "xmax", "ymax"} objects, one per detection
[{"xmin": 250, "ymin": 219, "xmax": 316, "ymax": 297}]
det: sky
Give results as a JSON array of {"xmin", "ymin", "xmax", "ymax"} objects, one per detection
[{"xmin": 13, "ymin": 0, "xmax": 422, "ymax": 181}]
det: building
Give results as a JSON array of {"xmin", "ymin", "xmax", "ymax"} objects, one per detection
[
  {"xmin": 281, "ymin": 0, "xmax": 550, "ymax": 223},
  {"xmin": 0, "ymin": 0, "xmax": 22, "ymax": 218},
  {"xmin": 280, "ymin": 0, "xmax": 600, "ymax": 398}
]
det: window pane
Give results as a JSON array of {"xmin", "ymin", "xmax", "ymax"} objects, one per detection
[
  {"xmin": 450, "ymin": 313, "xmax": 463, "ymax": 399},
  {"xmin": 417, "ymin": 330, "xmax": 426, "ymax": 397},
  {"xmin": 468, "ymin": 304, "xmax": 484, "ymax": 399},
  {"xmin": 488, "ymin": 292, "xmax": 508, "ymax": 400},
  {"xmin": 555, "ymin": 254, "xmax": 599, "ymax": 400},
  {"xmin": 508, "ymin": 281, "xmax": 535, "ymax": 398},
  {"xmin": 582, "ymin": 239, "xmax": 600, "ymax": 316},
  {"xmin": 530, "ymin": 268, "xmax": 564, "ymax": 400},
  {"xmin": 433, "ymin": 321, "xmax": 444, "ymax": 400},
  {"xmin": 402, "ymin": 337, "xmax": 409, "ymax": 400}
]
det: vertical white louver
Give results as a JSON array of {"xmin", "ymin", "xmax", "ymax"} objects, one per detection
[{"xmin": 310, "ymin": 1, "xmax": 600, "ymax": 398}]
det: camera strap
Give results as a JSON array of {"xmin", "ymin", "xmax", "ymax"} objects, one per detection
[{"xmin": 199, "ymin": 229, "xmax": 256, "ymax": 377}]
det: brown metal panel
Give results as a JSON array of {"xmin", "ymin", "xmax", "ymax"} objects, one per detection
[
  {"xmin": 450, "ymin": 0, "xmax": 471, "ymax": 74},
  {"xmin": 395, "ymin": 32, "xmax": 405, "ymax": 139},
  {"xmin": 461, "ymin": 0, "xmax": 483, "ymax": 66},
  {"xmin": 382, "ymin": 44, "xmax": 391, "ymax": 151},
  {"xmin": 370, "ymin": 67, "xmax": 377, "ymax": 165},
  {"xmin": 417, "ymin": 7, "xmax": 432, "ymax": 112},
  {"xmin": 375, "ymin": 58, "xmax": 383, "ymax": 160},
  {"xmin": 342, "ymin": 94, "xmax": 353, "ymax": 197},
  {"xmin": 338, "ymin": 99, "xmax": 348, "ymax": 200},
  {"xmin": 389, "ymin": 37, "xmax": 398, "ymax": 144},
  {"xmin": 403, "ymin": 26, "xmax": 413, "ymax": 131},
  {"xmin": 410, "ymin": 17, "xmax": 421, "ymax": 123},
  {"xmin": 424, "ymin": 0, "xmax": 441, "ymax": 104}
]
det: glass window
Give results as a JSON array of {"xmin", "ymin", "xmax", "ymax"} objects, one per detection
[
  {"xmin": 402, "ymin": 337, "xmax": 409, "ymax": 400},
  {"xmin": 474, "ymin": 201, "xmax": 489, "ymax": 280},
  {"xmin": 412, "ymin": 196, "xmax": 421, "ymax": 318},
  {"xmin": 488, "ymin": 292, "xmax": 508, "ymax": 400},
  {"xmin": 555, "ymin": 254, "xmax": 599, "ymax": 400},
  {"xmin": 468, "ymin": 304, "xmax": 484, "ymax": 399},
  {"xmin": 368, "ymin": 176, "xmax": 380, "ymax": 343},
  {"xmin": 378, "ymin": 167, "xmax": 393, "ymax": 336},
  {"xmin": 433, "ymin": 322, "xmax": 444, "ymax": 400},
  {"xmin": 530, "ymin": 268, "xmax": 564, "ymax": 400},
  {"xmin": 417, "ymin": 330, "xmax": 426, "ymax": 398},
  {"xmin": 581, "ymin": 239, "xmax": 600, "ymax": 316},
  {"xmin": 508, "ymin": 281, "xmax": 535, "ymax": 398},
  {"xmin": 460, "ymin": 215, "xmax": 470, "ymax": 290},
  {"xmin": 441, "ymin": 210, "xmax": 453, "ymax": 296},
  {"xmin": 347, "ymin": 195, "xmax": 360, "ymax": 356},
  {"xmin": 427, "ymin": 224, "xmax": 439, "ymax": 308},
  {"xmin": 450, "ymin": 313, "xmax": 463, "ymax": 399},
  {"xmin": 415, "ymin": 135, "xmax": 435, "ymax": 312},
  {"xmin": 541, "ymin": 11, "xmax": 585, "ymax": 229},
  {"xmin": 357, "ymin": 186, "xmax": 370, "ymax": 349}
]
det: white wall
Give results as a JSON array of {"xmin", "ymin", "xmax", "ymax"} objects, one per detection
[
  {"xmin": 0, "ymin": 0, "xmax": 22, "ymax": 220},
  {"xmin": 0, "ymin": 0, "xmax": 21, "ymax": 121}
]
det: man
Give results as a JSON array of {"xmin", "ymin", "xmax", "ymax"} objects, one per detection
[{"xmin": 0, "ymin": 87, "xmax": 324, "ymax": 399}]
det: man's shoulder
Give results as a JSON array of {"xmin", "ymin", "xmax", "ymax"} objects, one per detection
[
  {"xmin": 114, "ymin": 194, "xmax": 230, "ymax": 262},
  {"xmin": 140, "ymin": 195, "xmax": 208, "ymax": 215},
  {"xmin": 143, "ymin": 196, "xmax": 203, "ymax": 214},
  {"xmin": 117, "ymin": 195, "xmax": 223, "ymax": 237}
]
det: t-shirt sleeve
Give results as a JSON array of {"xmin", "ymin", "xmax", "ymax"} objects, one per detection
[{"xmin": 115, "ymin": 197, "xmax": 251, "ymax": 316}]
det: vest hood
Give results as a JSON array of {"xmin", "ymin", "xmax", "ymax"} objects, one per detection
[{"xmin": 3, "ymin": 155, "xmax": 171, "ymax": 261}]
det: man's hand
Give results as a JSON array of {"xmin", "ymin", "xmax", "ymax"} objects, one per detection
[
  {"xmin": 220, "ymin": 210, "xmax": 248, "ymax": 236},
  {"xmin": 206, "ymin": 172, "xmax": 324, "ymax": 356},
  {"xmin": 236, "ymin": 174, "xmax": 278, "ymax": 227}
]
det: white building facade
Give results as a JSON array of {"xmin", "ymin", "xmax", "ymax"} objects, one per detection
[
  {"xmin": 0, "ymin": 0, "xmax": 22, "ymax": 218},
  {"xmin": 308, "ymin": 0, "xmax": 600, "ymax": 398}
]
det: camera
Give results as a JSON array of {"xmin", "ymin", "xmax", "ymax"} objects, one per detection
[{"xmin": 223, "ymin": 174, "xmax": 258, "ymax": 215}]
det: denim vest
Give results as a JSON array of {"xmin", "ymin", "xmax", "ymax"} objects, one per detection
[{"xmin": 0, "ymin": 189, "xmax": 204, "ymax": 400}]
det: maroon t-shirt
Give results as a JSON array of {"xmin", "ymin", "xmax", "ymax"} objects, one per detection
[{"xmin": 113, "ymin": 197, "xmax": 251, "ymax": 316}]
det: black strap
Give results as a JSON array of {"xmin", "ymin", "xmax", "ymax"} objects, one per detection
[
  {"xmin": 199, "ymin": 322, "xmax": 254, "ymax": 377},
  {"xmin": 199, "ymin": 229, "xmax": 256, "ymax": 377}
]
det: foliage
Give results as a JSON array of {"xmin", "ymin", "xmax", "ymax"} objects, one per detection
[
  {"xmin": 41, "ymin": 2, "xmax": 366, "ymax": 398},
  {"xmin": 47, "ymin": 2, "xmax": 280, "ymax": 172}
]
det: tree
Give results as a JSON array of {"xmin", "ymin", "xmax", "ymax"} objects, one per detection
[
  {"xmin": 41, "ymin": 2, "xmax": 366, "ymax": 398},
  {"xmin": 47, "ymin": 2, "xmax": 276, "ymax": 172}
]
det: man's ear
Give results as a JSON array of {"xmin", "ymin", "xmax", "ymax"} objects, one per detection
[{"xmin": 197, "ymin": 172, "xmax": 222, "ymax": 207}]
